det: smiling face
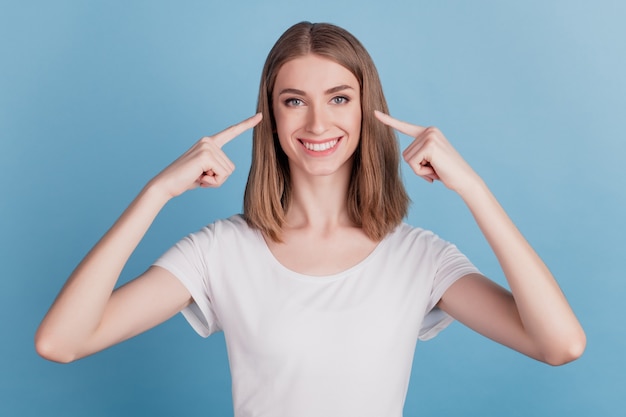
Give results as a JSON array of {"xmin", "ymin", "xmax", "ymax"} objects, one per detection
[{"xmin": 272, "ymin": 53, "xmax": 362, "ymax": 179}]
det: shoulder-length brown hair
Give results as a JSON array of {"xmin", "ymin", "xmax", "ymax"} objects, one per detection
[{"xmin": 244, "ymin": 21, "xmax": 409, "ymax": 242}]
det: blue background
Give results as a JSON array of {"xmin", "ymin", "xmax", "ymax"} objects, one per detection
[{"xmin": 1, "ymin": 0, "xmax": 624, "ymax": 415}]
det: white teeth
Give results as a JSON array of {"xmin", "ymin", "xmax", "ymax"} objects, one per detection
[{"xmin": 302, "ymin": 139, "xmax": 339, "ymax": 152}]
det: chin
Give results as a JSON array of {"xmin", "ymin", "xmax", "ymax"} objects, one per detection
[{"xmin": 301, "ymin": 158, "xmax": 354, "ymax": 178}]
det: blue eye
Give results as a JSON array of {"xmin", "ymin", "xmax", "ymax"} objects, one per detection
[
  {"xmin": 285, "ymin": 98, "xmax": 303, "ymax": 106},
  {"xmin": 332, "ymin": 96, "xmax": 349, "ymax": 104}
]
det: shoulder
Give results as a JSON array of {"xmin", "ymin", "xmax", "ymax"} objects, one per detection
[
  {"xmin": 384, "ymin": 222, "xmax": 465, "ymax": 260},
  {"xmin": 187, "ymin": 214, "xmax": 256, "ymax": 245},
  {"xmin": 387, "ymin": 222, "xmax": 444, "ymax": 247},
  {"xmin": 166, "ymin": 214, "xmax": 255, "ymax": 252},
  {"xmin": 212, "ymin": 214, "xmax": 252, "ymax": 234},
  {"xmin": 155, "ymin": 215, "xmax": 260, "ymax": 267}
]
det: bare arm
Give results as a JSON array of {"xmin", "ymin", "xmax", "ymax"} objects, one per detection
[
  {"xmin": 35, "ymin": 113, "xmax": 262, "ymax": 363},
  {"xmin": 375, "ymin": 110, "xmax": 585, "ymax": 366},
  {"xmin": 440, "ymin": 179, "xmax": 585, "ymax": 365},
  {"xmin": 35, "ymin": 186, "xmax": 189, "ymax": 363}
]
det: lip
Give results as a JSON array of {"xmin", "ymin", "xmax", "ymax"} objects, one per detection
[{"xmin": 298, "ymin": 136, "xmax": 342, "ymax": 155}]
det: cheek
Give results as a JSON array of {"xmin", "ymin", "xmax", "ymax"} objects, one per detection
[
  {"xmin": 348, "ymin": 108, "xmax": 363, "ymax": 137},
  {"xmin": 272, "ymin": 109, "xmax": 294, "ymax": 151},
  {"xmin": 273, "ymin": 106, "xmax": 295, "ymax": 135}
]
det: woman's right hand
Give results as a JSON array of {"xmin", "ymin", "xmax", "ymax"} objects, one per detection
[
  {"xmin": 35, "ymin": 112, "xmax": 262, "ymax": 363},
  {"xmin": 150, "ymin": 112, "xmax": 262, "ymax": 199}
]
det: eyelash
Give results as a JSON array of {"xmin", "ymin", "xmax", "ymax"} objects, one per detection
[
  {"xmin": 283, "ymin": 96, "xmax": 350, "ymax": 107},
  {"xmin": 284, "ymin": 98, "xmax": 303, "ymax": 106},
  {"xmin": 331, "ymin": 96, "xmax": 349, "ymax": 104}
]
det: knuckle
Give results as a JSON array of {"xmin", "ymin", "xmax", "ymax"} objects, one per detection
[
  {"xmin": 424, "ymin": 126, "xmax": 440, "ymax": 136},
  {"xmin": 422, "ymin": 127, "xmax": 442, "ymax": 146},
  {"xmin": 197, "ymin": 147, "xmax": 212, "ymax": 158},
  {"xmin": 198, "ymin": 141, "xmax": 218, "ymax": 154}
]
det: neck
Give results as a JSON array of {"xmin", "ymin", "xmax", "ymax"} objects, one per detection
[{"xmin": 285, "ymin": 164, "xmax": 354, "ymax": 232}]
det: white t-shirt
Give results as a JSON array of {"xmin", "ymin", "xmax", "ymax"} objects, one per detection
[{"xmin": 153, "ymin": 215, "xmax": 479, "ymax": 417}]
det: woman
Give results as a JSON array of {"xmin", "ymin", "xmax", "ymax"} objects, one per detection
[{"xmin": 36, "ymin": 22, "xmax": 585, "ymax": 416}]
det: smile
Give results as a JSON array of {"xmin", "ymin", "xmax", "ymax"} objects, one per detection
[{"xmin": 299, "ymin": 138, "xmax": 340, "ymax": 152}]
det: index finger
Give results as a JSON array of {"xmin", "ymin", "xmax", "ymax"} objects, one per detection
[
  {"xmin": 374, "ymin": 110, "xmax": 426, "ymax": 138},
  {"xmin": 213, "ymin": 112, "xmax": 263, "ymax": 148}
]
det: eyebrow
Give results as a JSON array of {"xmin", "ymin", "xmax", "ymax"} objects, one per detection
[{"xmin": 277, "ymin": 84, "xmax": 355, "ymax": 96}]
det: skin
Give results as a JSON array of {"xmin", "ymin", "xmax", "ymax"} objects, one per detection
[
  {"xmin": 35, "ymin": 53, "xmax": 585, "ymax": 367},
  {"xmin": 267, "ymin": 54, "xmax": 376, "ymax": 276},
  {"xmin": 35, "ymin": 114, "xmax": 262, "ymax": 362},
  {"xmin": 374, "ymin": 111, "xmax": 586, "ymax": 365}
]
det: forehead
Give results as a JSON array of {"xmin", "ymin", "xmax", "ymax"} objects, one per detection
[{"xmin": 274, "ymin": 54, "xmax": 359, "ymax": 93}]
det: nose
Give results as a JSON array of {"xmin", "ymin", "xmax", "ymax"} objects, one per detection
[{"xmin": 304, "ymin": 103, "xmax": 329, "ymax": 136}]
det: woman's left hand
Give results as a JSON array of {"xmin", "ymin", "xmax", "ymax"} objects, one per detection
[
  {"xmin": 376, "ymin": 110, "xmax": 586, "ymax": 365},
  {"xmin": 374, "ymin": 110, "xmax": 481, "ymax": 194}
]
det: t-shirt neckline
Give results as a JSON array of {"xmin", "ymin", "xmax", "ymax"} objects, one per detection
[{"xmin": 251, "ymin": 225, "xmax": 395, "ymax": 283}]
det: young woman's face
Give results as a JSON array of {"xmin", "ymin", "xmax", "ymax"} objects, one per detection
[{"xmin": 272, "ymin": 54, "xmax": 362, "ymax": 178}]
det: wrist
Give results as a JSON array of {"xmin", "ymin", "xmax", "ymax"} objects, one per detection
[
  {"xmin": 454, "ymin": 172, "xmax": 487, "ymax": 201},
  {"xmin": 141, "ymin": 180, "xmax": 174, "ymax": 207}
]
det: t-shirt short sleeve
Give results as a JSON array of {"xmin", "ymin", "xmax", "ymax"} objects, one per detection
[
  {"xmin": 152, "ymin": 226, "xmax": 221, "ymax": 337},
  {"xmin": 418, "ymin": 236, "xmax": 480, "ymax": 341}
]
